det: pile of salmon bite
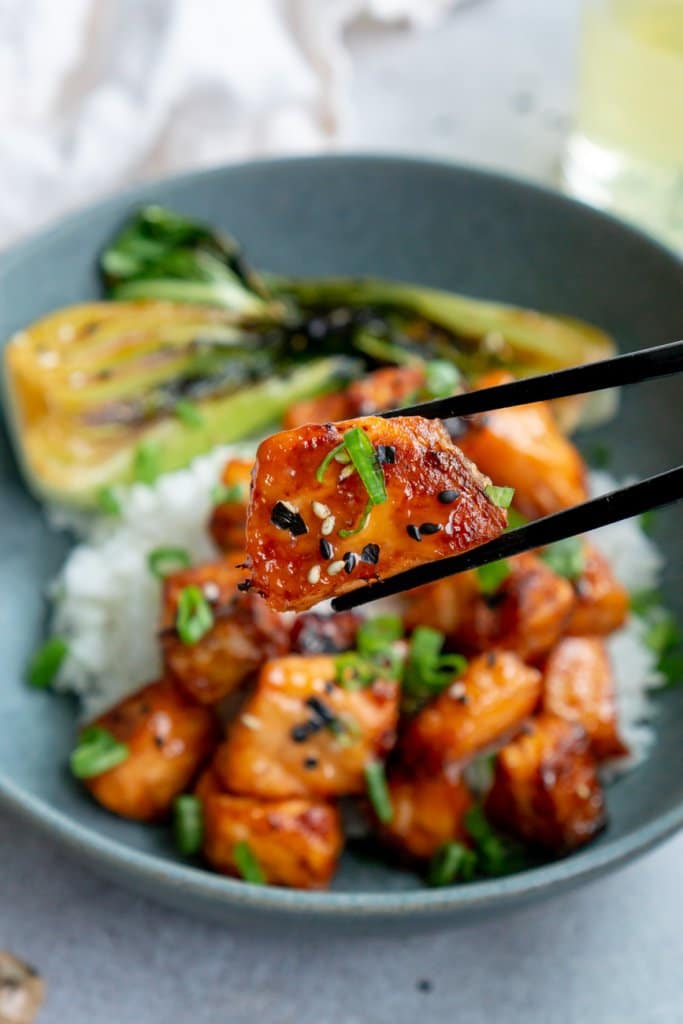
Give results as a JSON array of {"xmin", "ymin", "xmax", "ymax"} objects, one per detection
[{"xmin": 72, "ymin": 368, "xmax": 630, "ymax": 889}]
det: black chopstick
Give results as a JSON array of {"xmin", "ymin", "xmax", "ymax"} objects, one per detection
[
  {"xmin": 383, "ymin": 339, "xmax": 683, "ymax": 421},
  {"xmin": 331, "ymin": 465, "xmax": 683, "ymax": 612}
]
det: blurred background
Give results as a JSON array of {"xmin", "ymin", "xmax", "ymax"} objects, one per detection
[{"xmin": 1, "ymin": 0, "xmax": 680, "ymax": 249}]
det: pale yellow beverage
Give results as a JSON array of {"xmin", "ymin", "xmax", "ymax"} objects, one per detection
[{"xmin": 563, "ymin": 0, "xmax": 683, "ymax": 250}]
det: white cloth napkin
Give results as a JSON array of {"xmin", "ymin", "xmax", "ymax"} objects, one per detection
[{"xmin": 0, "ymin": 0, "xmax": 457, "ymax": 244}]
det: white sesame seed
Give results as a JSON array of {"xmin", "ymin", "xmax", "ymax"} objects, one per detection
[
  {"xmin": 241, "ymin": 714, "xmax": 262, "ymax": 731},
  {"xmin": 307, "ymin": 564, "xmax": 321, "ymax": 584},
  {"xmin": 203, "ymin": 582, "xmax": 220, "ymax": 602},
  {"xmin": 58, "ymin": 323, "xmax": 76, "ymax": 342},
  {"xmin": 328, "ymin": 560, "xmax": 345, "ymax": 575},
  {"xmin": 312, "ymin": 501, "xmax": 330, "ymax": 519},
  {"xmin": 37, "ymin": 350, "xmax": 59, "ymax": 368},
  {"xmin": 321, "ymin": 515, "xmax": 336, "ymax": 536},
  {"xmin": 576, "ymin": 783, "xmax": 591, "ymax": 799},
  {"xmin": 448, "ymin": 681, "xmax": 467, "ymax": 700},
  {"xmin": 334, "ymin": 451, "xmax": 351, "ymax": 464},
  {"xmin": 339, "ymin": 465, "xmax": 355, "ymax": 481}
]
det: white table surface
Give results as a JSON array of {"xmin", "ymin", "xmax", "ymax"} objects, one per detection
[{"xmin": 2, "ymin": 3, "xmax": 681, "ymax": 1021}]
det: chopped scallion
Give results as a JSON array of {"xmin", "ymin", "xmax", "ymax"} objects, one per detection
[
  {"xmin": 315, "ymin": 441, "xmax": 346, "ymax": 484},
  {"xmin": 402, "ymin": 626, "xmax": 467, "ymax": 710},
  {"xmin": 173, "ymin": 795, "xmax": 204, "ymax": 855},
  {"xmin": 476, "ymin": 559, "xmax": 511, "ymax": 595},
  {"xmin": 174, "ymin": 399, "xmax": 205, "ymax": 429},
  {"xmin": 133, "ymin": 439, "xmax": 162, "ymax": 485},
  {"xmin": 364, "ymin": 760, "xmax": 393, "ymax": 824},
  {"xmin": 233, "ymin": 840, "xmax": 266, "ymax": 884},
  {"xmin": 427, "ymin": 841, "xmax": 477, "ymax": 886},
  {"xmin": 338, "ymin": 498, "xmax": 373, "ymax": 537},
  {"xmin": 424, "ymin": 360, "xmax": 461, "ymax": 399},
  {"xmin": 97, "ymin": 486, "xmax": 122, "ymax": 517},
  {"xmin": 639, "ymin": 509, "xmax": 657, "ymax": 536},
  {"xmin": 211, "ymin": 482, "xmax": 246, "ymax": 505},
  {"xmin": 484, "ymin": 484, "xmax": 515, "ymax": 509},
  {"xmin": 335, "ymin": 652, "xmax": 380, "ymax": 691},
  {"xmin": 176, "ymin": 585, "xmax": 214, "ymax": 645},
  {"xmin": 148, "ymin": 546, "xmax": 191, "ymax": 579},
  {"xmin": 541, "ymin": 537, "xmax": 585, "ymax": 581},
  {"xmin": 27, "ymin": 636, "xmax": 69, "ymax": 689},
  {"xmin": 342, "ymin": 427, "xmax": 388, "ymax": 506},
  {"xmin": 357, "ymin": 616, "xmax": 404, "ymax": 658},
  {"xmin": 70, "ymin": 726, "xmax": 129, "ymax": 779}
]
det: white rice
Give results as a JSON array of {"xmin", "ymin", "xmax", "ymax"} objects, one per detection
[{"xmin": 49, "ymin": 456, "xmax": 667, "ymax": 771}]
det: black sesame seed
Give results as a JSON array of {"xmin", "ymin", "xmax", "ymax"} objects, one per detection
[
  {"xmin": 376, "ymin": 444, "xmax": 395, "ymax": 465},
  {"xmin": 343, "ymin": 551, "xmax": 358, "ymax": 574},
  {"xmin": 360, "ymin": 543, "xmax": 380, "ymax": 565},
  {"xmin": 303, "ymin": 756, "xmax": 319, "ymax": 770},
  {"xmin": 154, "ymin": 735, "xmax": 165, "ymax": 749},
  {"xmin": 319, "ymin": 538, "xmax": 333, "ymax": 560},
  {"xmin": 270, "ymin": 501, "xmax": 308, "ymax": 536},
  {"xmin": 237, "ymin": 579, "xmax": 252, "ymax": 592},
  {"xmin": 406, "ymin": 524, "xmax": 422, "ymax": 541},
  {"xmin": 487, "ymin": 651, "xmax": 497, "ymax": 667},
  {"xmin": 419, "ymin": 522, "xmax": 441, "ymax": 535},
  {"xmin": 291, "ymin": 721, "xmax": 318, "ymax": 743},
  {"xmin": 324, "ymin": 680, "xmax": 336, "ymax": 694},
  {"xmin": 438, "ymin": 489, "xmax": 460, "ymax": 504},
  {"xmin": 305, "ymin": 696, "xmax": 337, "ymax": 725}
]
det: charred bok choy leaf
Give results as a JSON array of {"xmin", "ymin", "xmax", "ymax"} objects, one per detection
[{"xmin": 3, "ymin": 298, "xmax": 357, "ymax": 507}]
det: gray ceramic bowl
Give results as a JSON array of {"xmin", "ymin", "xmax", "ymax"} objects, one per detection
[{"xmin": 1, "ymin": 156, "xmax": 681, "ymax": 928}]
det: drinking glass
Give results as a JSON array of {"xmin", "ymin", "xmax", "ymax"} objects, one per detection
[{"xmin": 562, "ymin": 0, "xmax": 683, "ymax": 250}]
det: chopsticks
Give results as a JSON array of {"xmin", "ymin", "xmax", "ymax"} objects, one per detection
[
  {"xmin": 332, "ymin": 339, "xmax": 683, "ymax": 613},
  {"xmin": 332, "ymin": 466, "xmax": 683, "ymax": 611},
  {"xmin": 382, "ymin": 339, "xmax": 683, "ymax": 421}
]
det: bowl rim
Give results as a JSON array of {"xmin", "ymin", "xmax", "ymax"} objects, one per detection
[{"xmin": 1, "ymin": 152, "xmax": 682, "ymax": 920}]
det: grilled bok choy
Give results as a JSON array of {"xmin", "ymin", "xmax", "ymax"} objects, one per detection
[
  {"xmin": 3, "ymin": 205, "xmax": 617, "ymax": 509},
  {"xmin": 4, "ymin": 300, "xmax": 355, "ymax": 506},
  {"xmin": 101, "ymin": 207, "xmax": 616, "ymax": 430}
]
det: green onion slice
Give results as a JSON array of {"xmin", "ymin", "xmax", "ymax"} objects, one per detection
[
  {"xmin": 424, "ymin": 360, "xmax": 461, "ymax": 399},
  {"xmin": 342, "ymin": 427, "xmax": 387, "ymax": 505},
  {"xmin": 211, "ymin": 482, "xmax": 246, "ymax": 505},
  {"xmin": 403, "ymin": 626, "xmax": 467, "ymax": 708},
  {"xmin": 541, "ymin": 537, "xmax": 585, "ymax": 580},
  {"xmin": 335, "ymin": 653, "xmax": 381, "ymax": 691},
  {"xmin": 175, "ymin": 399, "xmax": 205, "ymax": 429},
  {"xmin": 97, "ymin": 486, "xmax": 122, "ymax": 517},
  {"xmin": 484, "ymin": 484, "xmax": 515, "ymax": 509},
  {"xmin": 173, "ymin": 795, "xmax": 204, "ymax": 855},
  {"xmin": 356, "ymin": 616, "xmax": 404, "ymax": 657},
  {"xmin": 364, "ymin": 760, "xmax": 393, "ymax": 824},
  {"xmin": 315, "ymin": 441, "xmax": 346, "ymax": 484},
  {"xmin": 233, "ymin": 840, "xmax": 266, "ymax": 884},
  {"xmin": 464, "ymin": 804, "xmax": 528, "ymax": 877},
  {"xmin": 27, "ymin": 636, "xmax": 69, "ymax": 689},
  {"xmin": 476, "ymin": 559, "xmax": 511, "ymax": 595},
  {"xmin": 148, "ymin": 546, "xmax": 191, "ymax": 579},
  {"xmin": 427, "ymin": 841, "xmax": 477, "ymax": 886},
  {"xmin": 338, "ymin": 499, "xmax": 373, "ymax": 538},
  {"xmin": 134, "ymin": 439, "xmax": 162, "ymax": 485},
  {"xmin": 176, "ymin": 585, "xmax": 214, "ymax": 645},
  {"xmin": 70, "ymin": 726, "xmax": 129, "ymax": 779}
]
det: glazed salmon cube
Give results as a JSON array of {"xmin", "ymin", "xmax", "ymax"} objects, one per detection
[
  {"xmin": 543, "ymin": 637, "xmax": 628, "ymax": 760},
  {"xmin": 283, "ymin": 390, "xmax": 353, "ymax": 431},
  {"xmin": 161, "ymin": 561, "xmax": 290, "ymax": 704},
  {"xmin": 282, "ymin": 365, "xmax": 426, "ymax": 429},
  {"xmin": 208, "ymin": 457, "xmax": 253, "ymax": 551},
  {"xmin": 405, "ymin": 554, "xmax": 574, "ymax": 661},
  {"xmin": 458, "ymin": 372, "xmax": 588, "ymax": 519},
  {"xmin": 567, "ymin": 544, "xmax": 629, "ymax": 637},
  {"xmin": 378, "ymin": 770, "xmax": 473, "ymax": 860},
  {"xmin": 196, "ymin": 769, "xmax": 343, "ymax": 889},
  {"xmin": 345, "ymin": 365, "xmax": 426, "ymax": 415},
  {"xmin": 214, "ymin": 655, "xmax": 399, "ymax": 799},
  {"xmin": 82, "ymin": 679, "xmax": 218, "ymax": 821},
  {"xmin": 485, "ymin": 712, "xmax": 606, "ymax": 853},
  {"xmin": 400, "ymin": 651, "xmax": 542, "ymax": 773},
  {"xmin": 246, "ymin": 415, "xmax": 508, "ymax": 612}
]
